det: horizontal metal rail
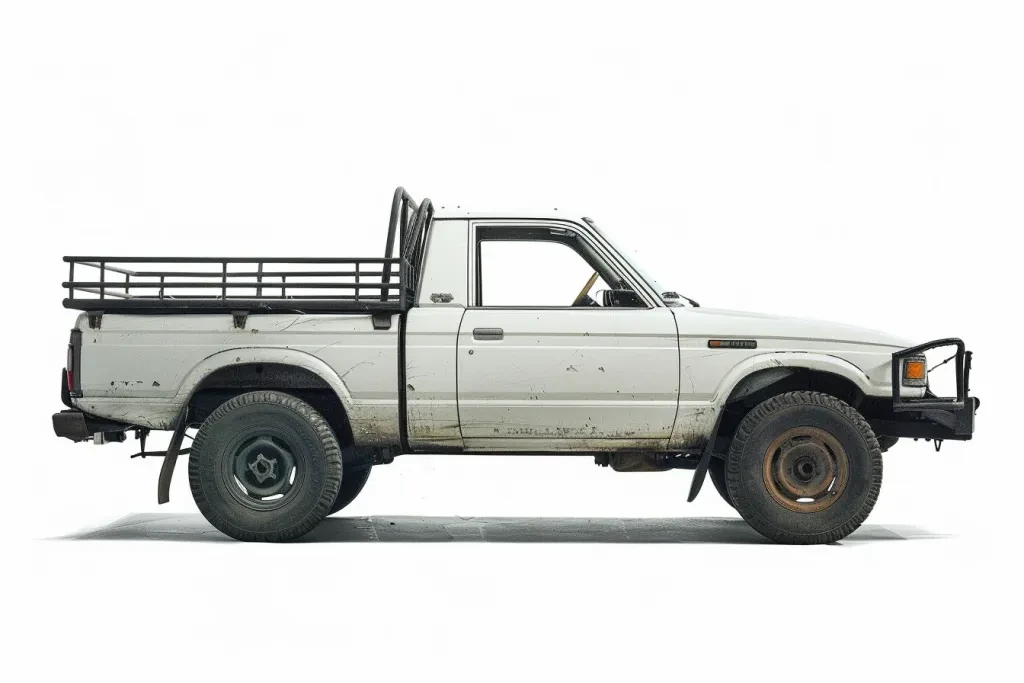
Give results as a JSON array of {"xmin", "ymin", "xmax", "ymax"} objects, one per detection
[
  {"xmin": 64, "ymin": 256, "xmax": 400, "ymax": 264},
  {"xmin": 93, "ymin": 270, "xmax": 395, "ymax": 278},
  {"xmin": 64, "ymin": 281, "xmax": 403, "ymax": 290},
  {"xmin": 65, "ymin": 298, "xmax": 405, "ymax": 313}
]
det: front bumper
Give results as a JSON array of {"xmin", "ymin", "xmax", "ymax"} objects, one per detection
[{"xmin": 872, "ymin": 338, "xmax": 978, "ymax": 441}]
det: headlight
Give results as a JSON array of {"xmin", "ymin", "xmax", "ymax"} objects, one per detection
[{"xmin": 901, "ymin": 355, "xmax": 927, "ymax": 387}]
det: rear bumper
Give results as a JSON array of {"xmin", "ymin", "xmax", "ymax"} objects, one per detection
[
  {"xmin": 872, "ymin": 338, "xmax": 978, "ymax": 441},
  {"xmin": 53, "ymin": 410, "xmax": 131, "ymax": 442}
]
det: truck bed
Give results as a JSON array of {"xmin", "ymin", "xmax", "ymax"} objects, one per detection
[{"xmin": 67, "ymin": 309, "xmax": 402, "ymax": 438}]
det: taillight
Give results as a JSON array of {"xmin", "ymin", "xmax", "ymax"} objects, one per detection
[
  {"xmin": 66, "ymin": 344, "xmax": 74, "ymax": 390},
  {"xmin": 67, "ymin": 328, "xmax": 81, "ymax": 396}
]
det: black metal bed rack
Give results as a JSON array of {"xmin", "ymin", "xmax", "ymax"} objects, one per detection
[{"xmin": 63, "ymin": 187, "xmax": 434, "ymax": 316}]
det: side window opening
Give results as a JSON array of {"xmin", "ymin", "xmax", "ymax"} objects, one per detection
[
  {"xmin": 473, "ymin": 225, "xmax": 646, "ymax": 308},
  {"xmin": 478, "ymin": 239, "xmax": 612, "ymax": 307}
]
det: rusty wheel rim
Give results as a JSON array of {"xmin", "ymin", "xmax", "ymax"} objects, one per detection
[{"xmin": 762, "ymin": 426, "xmax": 849, "ymax": 513}]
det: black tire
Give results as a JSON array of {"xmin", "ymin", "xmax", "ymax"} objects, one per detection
[
  {"xmin": 707, "ymin": 457, "xmax": 735, "ymax": 509},
  {"xmin": 328, "ymin": 462, "xmax": 372, "ymax": 515},
  {"xmin": 188, "ymin": 391, "xmax": 343, "ymax": 542},
  {"xmin": 725, "ymin": 391, "xmax": 882, "ymax": 545},
  {"xmin": 877, "ymin": 435, "xmax": 899, "ymax": 453}
]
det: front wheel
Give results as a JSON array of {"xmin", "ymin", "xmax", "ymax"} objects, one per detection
[
  {"xmin": 707, "ymin": 457, "xmax": 734, "ymax": 509},
  {"xmin": 726, "ymin": 391, "xmax": 882, "ymax": 545},
  {"xmin": 188, "ymin": 391, "xmax": 343, "ymax": 542}
]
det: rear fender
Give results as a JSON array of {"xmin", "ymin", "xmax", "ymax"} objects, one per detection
[
  {"xmin": 156, "ymin": 348, "xmax": 356, "ymax": 505},
  {"xmin": 174, "ymin": 347, "xmax": 355, "ymax": 413}
]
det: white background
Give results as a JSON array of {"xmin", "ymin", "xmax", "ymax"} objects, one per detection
[{"xmin": 2, "ymin": 1, "xmax": 1021, "ymax": 680}]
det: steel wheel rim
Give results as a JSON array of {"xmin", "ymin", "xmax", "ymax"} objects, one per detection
[{"xmin": 762, "ymin": 426, "xmax": 849, "ymax": 513}]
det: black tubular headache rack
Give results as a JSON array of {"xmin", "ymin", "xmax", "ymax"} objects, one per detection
[{"xmin": 63, "ymin": 187, "xmax": 434, "ymax": 315}]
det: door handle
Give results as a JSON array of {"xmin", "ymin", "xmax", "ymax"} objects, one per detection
[{"xmin": 473, "ymin": 327, "xmax": 504, "ymax": 340}]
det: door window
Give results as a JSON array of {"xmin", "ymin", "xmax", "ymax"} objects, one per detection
[{"xmin": 478, "ymin": 239, "xmax": 612, "ymax": 307}]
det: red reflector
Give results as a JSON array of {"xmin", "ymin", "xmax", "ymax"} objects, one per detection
[{"xmin": 66, "ymin": 343, "xmax": 74, "ymax": 392}]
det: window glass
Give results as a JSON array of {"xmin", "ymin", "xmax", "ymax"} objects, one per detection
[{"xmin": 478, "ymin": 240, "xmax": 610, "ymax": 307}]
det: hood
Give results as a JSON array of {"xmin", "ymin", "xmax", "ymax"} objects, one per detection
[{"xmin": 673, "ymin": 307, "xmax": 914, "ymax": 349}]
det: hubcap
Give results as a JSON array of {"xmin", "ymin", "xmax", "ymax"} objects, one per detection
[
  {"xmin": 249, "ymin": 453, "xmax": 278, "ymax": 483},
  {"xmin": 762, "ymin": 426, "xmax": 849, "ymax": 513},
  {"xmin": 231, "ymin": 435, "xmax": 297, "ymax": 503}
]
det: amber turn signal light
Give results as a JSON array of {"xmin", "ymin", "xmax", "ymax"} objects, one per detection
[
  {"xmin": 904, "ymin": 360, "xmax": 926, "ymax": 379},
  {"xmin": 902, "ymin": 356, "xmax": 928, "ymax": 386}
]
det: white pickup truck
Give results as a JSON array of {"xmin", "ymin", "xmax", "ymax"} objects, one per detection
[{"xmin": 53, "ymin": 187, "xmax": 979, "ymax": 543}]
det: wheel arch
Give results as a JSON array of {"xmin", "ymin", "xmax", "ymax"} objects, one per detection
[
  {"xmin": 156, "ymin": 352, "xmax": 357, "ymax": 506},
  {"xmin": 714, "ymin": 358, "xmax": 876, "ymax": 451},
  {"xmin": 724, "ymin": 366, "xmax": 866, "ymax": 411},
  {"xmin": 688, "ymin": 354, "xmax": 882, "ymax": 505},
  {"xmin": 176, "ymin": 349, "xmax": 356, "ymax": 448},
  {"xmin": 712, "ymin": 352, "xmax": 875, "ymax": 410}
]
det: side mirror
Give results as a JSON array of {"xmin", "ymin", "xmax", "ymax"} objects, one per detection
[
  {"xmin": 661, "ymin": 291, "xmax": 698, "ymax": 307},
  {"xmin": 602, "ymin": 289, "xmax": 644, "ymax": 308}
]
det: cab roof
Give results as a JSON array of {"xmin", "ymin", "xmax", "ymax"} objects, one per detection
[{"xmin": 431, "ymin": 207, "xmax": 586, "ymax": 222}]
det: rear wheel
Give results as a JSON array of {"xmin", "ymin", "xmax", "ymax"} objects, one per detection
[
  {"xmin": 328, "ymin": 462, "xmax": 372, "ymax": 515},
  {"xmin": 188, "ymin": 391, "xmax": 342, "ymax": 542},
  {"xmin": 726, "ymin": 391, "xmax": 882, "ymax": 545}
]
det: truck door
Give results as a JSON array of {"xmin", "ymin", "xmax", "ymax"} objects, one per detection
[{"xmin": 456, "ymin": 221, "xmax": 679, "ymax": 451}]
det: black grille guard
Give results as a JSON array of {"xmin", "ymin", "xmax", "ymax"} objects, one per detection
[
  {"xmin": 892, "ymin": 338, "xmax": 972, "ymax": 411},
  {"xmin": 888, "ymin": 338, "xmax": 978, "ymax": 440}
]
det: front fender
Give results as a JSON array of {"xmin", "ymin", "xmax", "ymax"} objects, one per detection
[{"xmin": 682, "ymin": 351, "xmax": 883, "ymax": 503}]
